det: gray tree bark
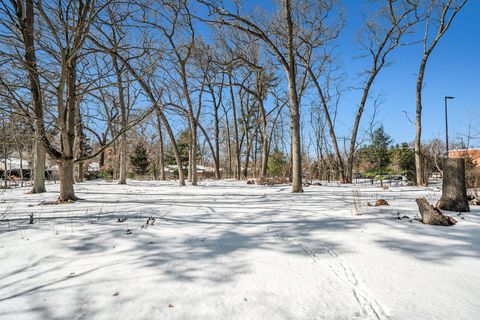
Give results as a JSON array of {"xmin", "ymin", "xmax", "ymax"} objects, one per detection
[
  {"xmin": 437, "ymin": 158, "xmax": 470, "ymax": 212},
  {"xmin": 31, "ymin": 139, "xmax": 46, "ymax": 193},
  {"xmin": 416, "ymin": 197, "xmax": 457, "ymax": 226}
]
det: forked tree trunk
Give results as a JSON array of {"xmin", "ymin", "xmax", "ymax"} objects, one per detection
[
  {"xmin": 416, "ymin": 197, "xmax": 457, "ymax": 226},
  {"xmin": 31, "ymin": 138, "xmax": 46, "ymax": 193},
  {"xmin": 58, "ymin": 159, "xmax": 77, "ymax": 202},
  {"xmin": 436, "ymin": 158, "xmax": 470, "ymax": 212}
]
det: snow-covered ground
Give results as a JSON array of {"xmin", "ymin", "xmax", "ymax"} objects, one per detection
[{"xmin": 0, "ymin": 180, "xmax": 479, "ymax": 320}]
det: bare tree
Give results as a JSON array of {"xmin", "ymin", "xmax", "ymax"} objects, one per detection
[
  {"xmin": 0, "ymin": 0, "xmax": 48, "ymax": 193},
  {"xmin": 414, "ymin": 0, "xmax": 467, "ymax": 186},
  {"xmin": 198, "ymin": 0, "xmax": 305, "ymax": 192},
  {"xmin": 345, "ymin": 0, "xmax": 420, "ymax": 183}
]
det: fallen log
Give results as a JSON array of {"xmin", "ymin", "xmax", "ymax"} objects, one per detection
[{"xmin": 416, "ymin": 197, "xmax": 457, "ymax": 226}]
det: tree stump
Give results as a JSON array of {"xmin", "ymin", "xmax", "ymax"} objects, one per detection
[
  {"xmin": 436, "ymin": 158, "xmax": 470, "ymax": 212},
  {"xmin": 375, "ymin": 199, "xmax": 389, "ymax": 206},
  {"xmin": 416, "ymin": 197, "xmax": 457, "ymax": 226}
]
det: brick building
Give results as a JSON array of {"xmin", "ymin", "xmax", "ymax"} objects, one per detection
[{"xmin": 448, "ymin": 148, "xmax": 480, "ymax": 166}]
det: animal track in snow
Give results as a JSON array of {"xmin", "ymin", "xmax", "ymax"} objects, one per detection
[{"xmin": 272, "ymin": 231, "xmax": 387, "ymax": 320}]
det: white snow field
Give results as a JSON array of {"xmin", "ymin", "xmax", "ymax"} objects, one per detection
[{"xmin": 0, "ymin": 180, "xmax": 479, "ymax": 320}]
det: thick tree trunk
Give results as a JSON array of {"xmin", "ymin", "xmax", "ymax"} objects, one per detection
[
  {"xmin": 58, "ymin": 159, "xmax": 77, "ymax": 202},
  {"xmin": 437, "ymin": 158, "xmax": 470, "ymax": 212},
  {"xmin": 118, "ymin": 133, "xmax": 127, "ymax": 184},
  {"xmin": 18, "ymin": 0, "xmax": 50, "ymax": 192},
  {"xmin": 287, "ymin": 84, "xmax": 302, "ymax": 193},
  {"xmin": 31, "ymin": 138, "xmax": 46, "ymax": 193},
  {"xmin": 416, "ymin": 197, "xmax": 457, "ymax": 226}
]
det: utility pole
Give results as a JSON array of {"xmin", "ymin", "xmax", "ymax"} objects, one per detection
[{"xmin": 444, "ymin": 96, "xmax": 454, "ymax": 157}]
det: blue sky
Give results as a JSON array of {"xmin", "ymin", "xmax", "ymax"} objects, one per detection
[
  {"xmin": 333, "ymin": 0, "xmax": 480, "ymax": 146},
  {"xmin": 221, "ymin": 0, "xmax": 480, "ymax": 148}
]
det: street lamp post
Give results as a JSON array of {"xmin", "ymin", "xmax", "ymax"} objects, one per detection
[{"xmin": 445, "ymin": 96, "xmax": 454, "ymax": 157}]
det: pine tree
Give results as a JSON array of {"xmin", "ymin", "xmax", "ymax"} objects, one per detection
[
  {"xmin": 268, "ymin": 149, "xmax": 288, "ymax": 177},
  {"xmin": 356, "ymin": 125, "xmax": 393, "ymax": 180},
  {"xmin": 129, "ymin": 142, "xmax": 150, "ymax": 176},
  {"xmin": 391, "ymin": 143, "xmax": 416, "ymax": 181},
  {"xmin": 370, "ymin": 125, "xmax": 393, "ymax": 170}
]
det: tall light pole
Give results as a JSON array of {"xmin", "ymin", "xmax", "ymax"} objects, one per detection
[{"xmin": 445, "ymin": 96, "xmax": 454, "ymax": 157}]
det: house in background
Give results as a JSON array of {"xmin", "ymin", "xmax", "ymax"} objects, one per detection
[{"xmin": 448, "ymin": 148, "xmax": 480, "ymax": 166}]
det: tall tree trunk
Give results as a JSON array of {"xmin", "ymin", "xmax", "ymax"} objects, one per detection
[
  {"xmin": 187, "ymin": 129, "xmax": 193, "ymax": 183},
  {"xmin": 112, "ymin": 54, "xmax": 128, "ymax": 185},
  {"xmin": 2, "ymin": 114, "xmax": 7, "ymax": 189},
  {"xmin": 74, "ymin": 106, "xmax": 85, "ymax": 182},
  {"xmin": 415, "ymin": 56, "xmax": 428, "ymax": 186},
  {"xmin": 17, "ymin": 0, "xmax": 48, "ymax": 193},
  {"xmin": 31, "ymin": 138, "xmax": 46, "ymax": 193},
  {"xmin": 57, "ymin": 54, "xmax": 77, "ymax": 202},
  {"xmin": 190, "ymin": 122, "xmax": 198, "ymax": 186},
  {"xmin": 118, "ymin": 133, "xmax": 127, "ymax": 184},
  {"xmin": 3, "ymin": 148, "xmax": 7, "ymax": 189},
  {"xmin": 229, "ymin": 74, "xmax": 241, "ymax": 180},
  {"xmin": 285, "ymin": 0, "xmax": 303, "ymax": 193},
  {"xmin": 98, "ymin": 135, "xmax": 106, "ymax": 168},
  {"xmin": 18, "ymin": 147, "xmax": 24, "ymax": 187},
  {"xmin": 213, "ymin": 100, "xmax": 221, "ymax": 179},
  {"xmin": 156, "ymin": 114, "xmax": 166, "ymax": 181},
  {"xmin": 224, "ymin": 116, "xmax": 232, "ymax": 178},
  {"xmin": 259, "ymin": 100, "xmax": 269, "ymax": 178}
]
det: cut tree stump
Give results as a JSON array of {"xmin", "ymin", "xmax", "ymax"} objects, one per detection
[
  {"xmin": 416, "ymin": 197, "xmax": 457, "ymax": 226},
  {"xmin": 375, "ymin": 199, "xmax": 389, "ymax": 207},
  {"xmin": 436, "ymin": 158, "xmax": 470, "ymax": 212}
]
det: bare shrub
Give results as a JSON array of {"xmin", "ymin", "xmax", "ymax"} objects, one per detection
[{"xmin": 352, "ymin": 188, "xmax": 367, "ymax": 215}]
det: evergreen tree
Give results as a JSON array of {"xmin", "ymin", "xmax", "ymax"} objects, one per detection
[
  {"xmin": 268, "ymin": 149, "xmax": 288, "ymax": 177},
  {"xmin": 165, "ymin": 130, "xmax": 190, "ymax": 171},
  {"xmin": 130, "ymin": 141, "xmax": 150, "ymax": 175},
  {"xmin": 356, "ymin": 125, "xmax": 393, "ymax": 179},
  {"xmin": 390, "ymin": 143, "xmax": 415, "ymax": 181},
  {"xmin": 371, "ymin": 125, "xmax": 393, "ymax": 170}
]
